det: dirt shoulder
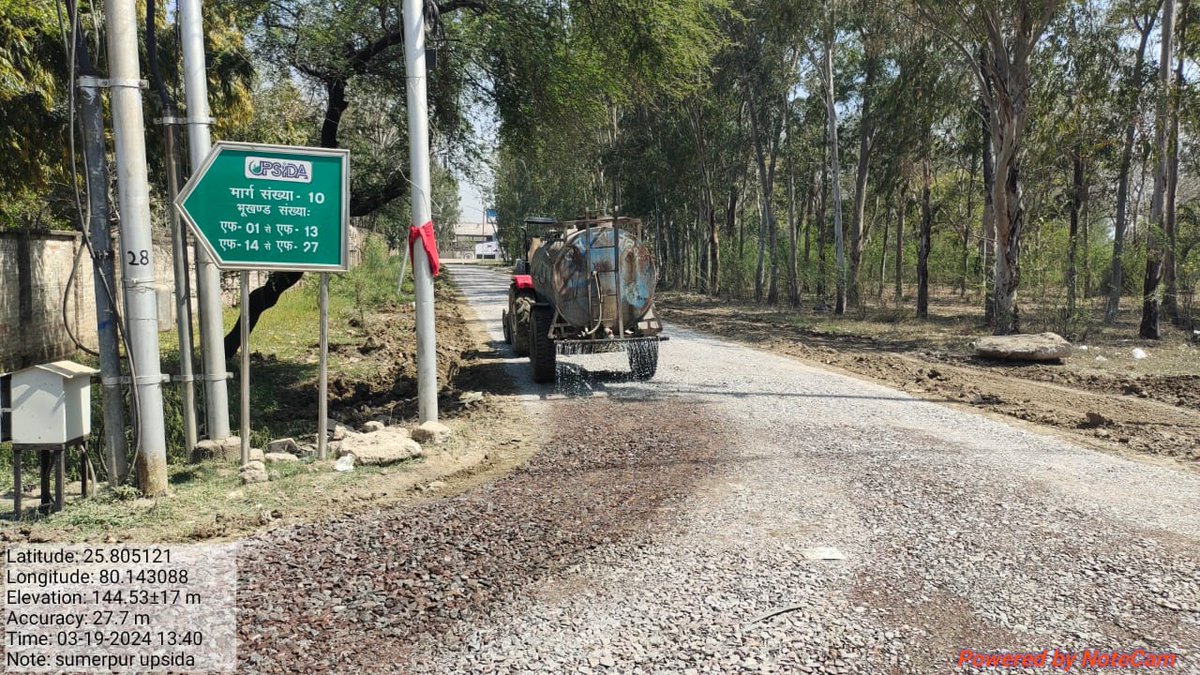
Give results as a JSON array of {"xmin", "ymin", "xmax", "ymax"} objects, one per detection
[
  {"xmin": 2, "ymin": 280, "xmax": 539, "ymax": 544},
  {"xmin": 658, "ymin": 292, "xmax": 1200, "ymax": 465}
]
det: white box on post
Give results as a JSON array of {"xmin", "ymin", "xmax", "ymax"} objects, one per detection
[{"xmin": 10, "ymin": 361, "xmax": 99, "ymax": 445}]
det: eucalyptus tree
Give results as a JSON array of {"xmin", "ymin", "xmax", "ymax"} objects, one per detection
[
  {"xmin": 916, "ymin": 0, "xmax": 1066, "ymax": 334},
  {"xmin": 1104, "ymin": 0, "xmax": 1162, "ymax": 323},
  {"xmin": 845, "ymin": 0, "xmax": 893, "ymax": 308},
  {"xmin": 1033, "ymin": 0, "xmax": 1122, "ymax": 321},
  {"xmin": 1163, "ymin": 0, "xmax": 1194, "ymax": 324},
  {"xmin": 1140, "ymin": 0, "xmax": 1176, "ymax": 338}
]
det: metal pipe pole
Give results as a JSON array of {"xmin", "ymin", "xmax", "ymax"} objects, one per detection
[
  {"xmin": 162, "ymin": 116, "xmax": 199, "ymax": 453},
  {"xmin": 77, "ymin": 72, "xmax": 129, "ymax": 485},
  {"xmin": 102, "ymin": 0, "xmax": 169, "ymax": 496},
  {"xmin": 240, "ymin": 272, "xmax": 250, "ymax": 465},
  {"xmin": 403, "ymin": 0, "xmax": 439, "ymax": 423},
  {"xmin": 179, "ymin": 0, "xmax": 231, "ymax": 442},
  {"xmin": 317, "ymin": 273, "xmax": 329, "ymax": 460}
]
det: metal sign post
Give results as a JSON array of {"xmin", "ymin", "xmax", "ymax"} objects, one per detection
[
  {"xmin": 240, "ymin": 272, "xmax": 251, "ymax": 465},
  {"xmin": 318, "ymin": 274, "xmax": 330, "ymax": 460},
  {"xmin": 176, "ymin": 141, "xmax": 350, "ymax": 464}
]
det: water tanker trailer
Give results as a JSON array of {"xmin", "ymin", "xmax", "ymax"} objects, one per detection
[{"xmin": 502, "ymin": 215, "xmax": 666, "ymax": 383}]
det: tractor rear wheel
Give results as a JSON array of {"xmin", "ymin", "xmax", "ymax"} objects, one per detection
[
  {"xmin": 511, "ymin": 296, "xmax": 532, "ymax": 357},
  {"xmin": 628, "ymin": 341, "xmax": 659, "ymax": 380},
  {"xmin": 530, "ymin": 306, "xmax": 557, "ymax": 383}
]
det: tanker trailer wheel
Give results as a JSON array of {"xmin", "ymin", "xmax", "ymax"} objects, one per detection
[
  {"xmin": 511, "ymin": 296, "xmax": 533, "ymax": 357},
  {"xmin": 529, "ymin": 306, "xmax": 557, "ymax": 383},
  {"xmin": 628, "ymin": 341, "xmax": 659, "ymax": 380},
  {"xmin": 502, "ymin": 309, "xmax": 512, "ymax": 345}
]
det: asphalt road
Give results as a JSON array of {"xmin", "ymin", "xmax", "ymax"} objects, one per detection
[{"xmin": 421, "ymin": 263, "xmax": 1200, "ymax": 674}]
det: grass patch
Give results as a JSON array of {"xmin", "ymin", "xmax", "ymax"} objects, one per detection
[{"xmin": 33, "ymin": 457, "xmax": 404, "ymax": 542}]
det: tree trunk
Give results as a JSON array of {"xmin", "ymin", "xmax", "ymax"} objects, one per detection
[
  {"xmin": 1067, "ymin": 146, "xmax": 1083, "ymax": 319},
  {"xmin": 824, "ymin": 31, "xmax": 847, "ymax": 315},
  {"xmin": 848, "ymin": 54, "xmax": 879, "ymax": 309},
  {"xmin": 787, "ymin": 151, "xmax": 801, "ymax": 308},
  {"xmin": 818, "ymin": 164, "xmax": 828, "ymax": 300},
  {"xmin": 708, "ymin": 197, "xmax": 720, "ymax": 297},
  {"xmin": 1106, "ymin": 15, "xmax": 1155, "ymax": 324},
  {"xmin": 804, "ymin": 172, "xmax": 814, "ymax": 289},
  {"xmin": 979, "ymin": 71, "xmax": 997, "ymax": 326},
  {"xmin": 894, "ymin": 186, "xmax": 905, "ymax": 303},
  {"xmin": 1164, "ymin": 0, "xmax": 1189, "ymax": 324},
  {"xmin": 748, "ymin": 91, "xmax": 780, "ymax": 305},
  {"xmin": 768, "ymin": 207, "xmax": 780, "ymax": 305},
  {"xmin": 1082, "ymin": 172, "xmax": 1092, "ymax": 298},
  {"xmin": 983, "ymin": 10, "xmax": 1046, "ymax": 338},
  {"xmin": 961, "ymin": 151, "xmax": 977, "ymax": 296},
  {"xmin": 879, "ymin": 201, "xmax": 890, "ymax": 303},
  {"xmin": 1141, "ymin": 0, "xmax": 1176, "ymax": 339},
  {"xmin": 224, "ymin": 272, "xmax": 304, "ymax": 359},
  {"xmin": 917, "ymin": 161, "xmax": 933, "ymax": 319}
]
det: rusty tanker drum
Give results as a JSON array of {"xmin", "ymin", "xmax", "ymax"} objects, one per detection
[
  {"xmin": 504, "ymin": 214, "xmax": 665, "ymax": 383},
  {"xmin": 530, "ymin": 221, "xmax": 658, "ymax": 336}
]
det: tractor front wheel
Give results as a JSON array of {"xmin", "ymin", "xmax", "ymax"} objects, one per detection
[{"xmin": 511, "ymin": 296, "xmax": 533, "ymax": 357}]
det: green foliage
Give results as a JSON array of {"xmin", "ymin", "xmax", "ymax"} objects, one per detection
[
  {"xmin": 332, "ymin": 236, "xmax": 405, "ymax": 325},
  {"xmin": 488, "ymin": 0, "xmax": 1199, "ymax": 337}
]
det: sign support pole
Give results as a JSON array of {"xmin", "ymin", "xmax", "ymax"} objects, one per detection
[
  {"xmin": 240, "ymin": 272, "xmax": 250, "ymax": 465},
  {"xmin": 403, "ymin": 0, "xmax": 439, "ymax": 423},
  {"xmin": 318, "ymin": 273, "xmax": 329, "ymax": 460}
]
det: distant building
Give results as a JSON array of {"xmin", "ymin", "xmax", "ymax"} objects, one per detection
[{"xmin": 446, "ymin": 218, "xmax": 503, "ymax": 260}]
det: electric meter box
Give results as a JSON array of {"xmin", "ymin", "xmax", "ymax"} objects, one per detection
[{"xmin": 7, "ymin": 361, "xmax": 99, "ymax": 445}]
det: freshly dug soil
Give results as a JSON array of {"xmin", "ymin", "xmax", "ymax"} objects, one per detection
[
  {"xmin": 258, "ymin": 282, "xmax": 479, "ymax": 430},
  {"xmin": 658, "ymin": 295, "xmax": 1200, "ymax": 463}
]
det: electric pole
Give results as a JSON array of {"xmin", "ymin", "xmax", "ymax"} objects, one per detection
[
  {"xmin": 70, "ymin": 0, "xmax": 129, "ymax": 484},
  {"xmin": 403, "ymin": 0, "xmax": 439, "ymax": 422},
  {"xmin": 103, "ymin": 0, "xmax": 169, "ymax": 495},
  {"xmin": 179, "ymin": 0, "xmax": 233, "ymax": 444}
]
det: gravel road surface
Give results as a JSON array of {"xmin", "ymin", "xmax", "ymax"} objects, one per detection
[{"xmin": 237, "ymin": 264, "xmax": 1199, "ymax": 674}]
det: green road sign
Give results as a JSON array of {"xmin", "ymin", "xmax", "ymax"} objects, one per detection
[{"xmin": 176, "ymin": 141, "xmax": 350, "ymax": 272}]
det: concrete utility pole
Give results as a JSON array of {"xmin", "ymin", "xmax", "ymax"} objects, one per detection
[
  {"xmin": 71, "ymin": 0, "xmax": 129, "ymax": 484},
  {"xmin": 103, "ymin": 0, "xmax": 169, "ymax": 495},
  {"xmin": 403, "ymin": 0, "xmax": 439, "ymax": 423},
  {"xmin": 179, "ymin": 0, "xmax": 232, "ymax": 442}
]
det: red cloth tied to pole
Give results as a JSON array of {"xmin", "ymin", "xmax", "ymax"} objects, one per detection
[{"xmin": 408, "ymin": 220, "xmax": 440, "ymax": 277}]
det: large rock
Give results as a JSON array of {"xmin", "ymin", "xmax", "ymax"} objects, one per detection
[
  {"xmin": 267, "ymin": 437, "xmax": 299, "ymax": 454},
  {"xmin": 411, "ymin": 421, "xmax": 451, "ymax": 445},
  {"xmin": 975, "ymin": 332, "xmax": 1072, "ymax": 362},
  {"xmin": 239, "ymin": 461, "xmax": 269, "ymax": 484},
  {"xmin": 191, "ymin": 438, "xmax": 240, "ymax": 463},
  {"xmin": 264, "ymin": 452, "xmax": 300, "ymax": 463},
  {"xmin": 338, "ymin": 428, "xmax": 424, "ymax": 466}
]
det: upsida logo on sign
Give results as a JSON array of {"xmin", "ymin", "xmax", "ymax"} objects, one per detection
[{"xmin": 244, "ymin": 157, "xmax": 313, "ymax": 183}]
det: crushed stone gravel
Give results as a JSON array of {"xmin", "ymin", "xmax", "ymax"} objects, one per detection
[{"xmin": 234, "ymin": 265, "xmax": 1200, "ymax": 674}]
